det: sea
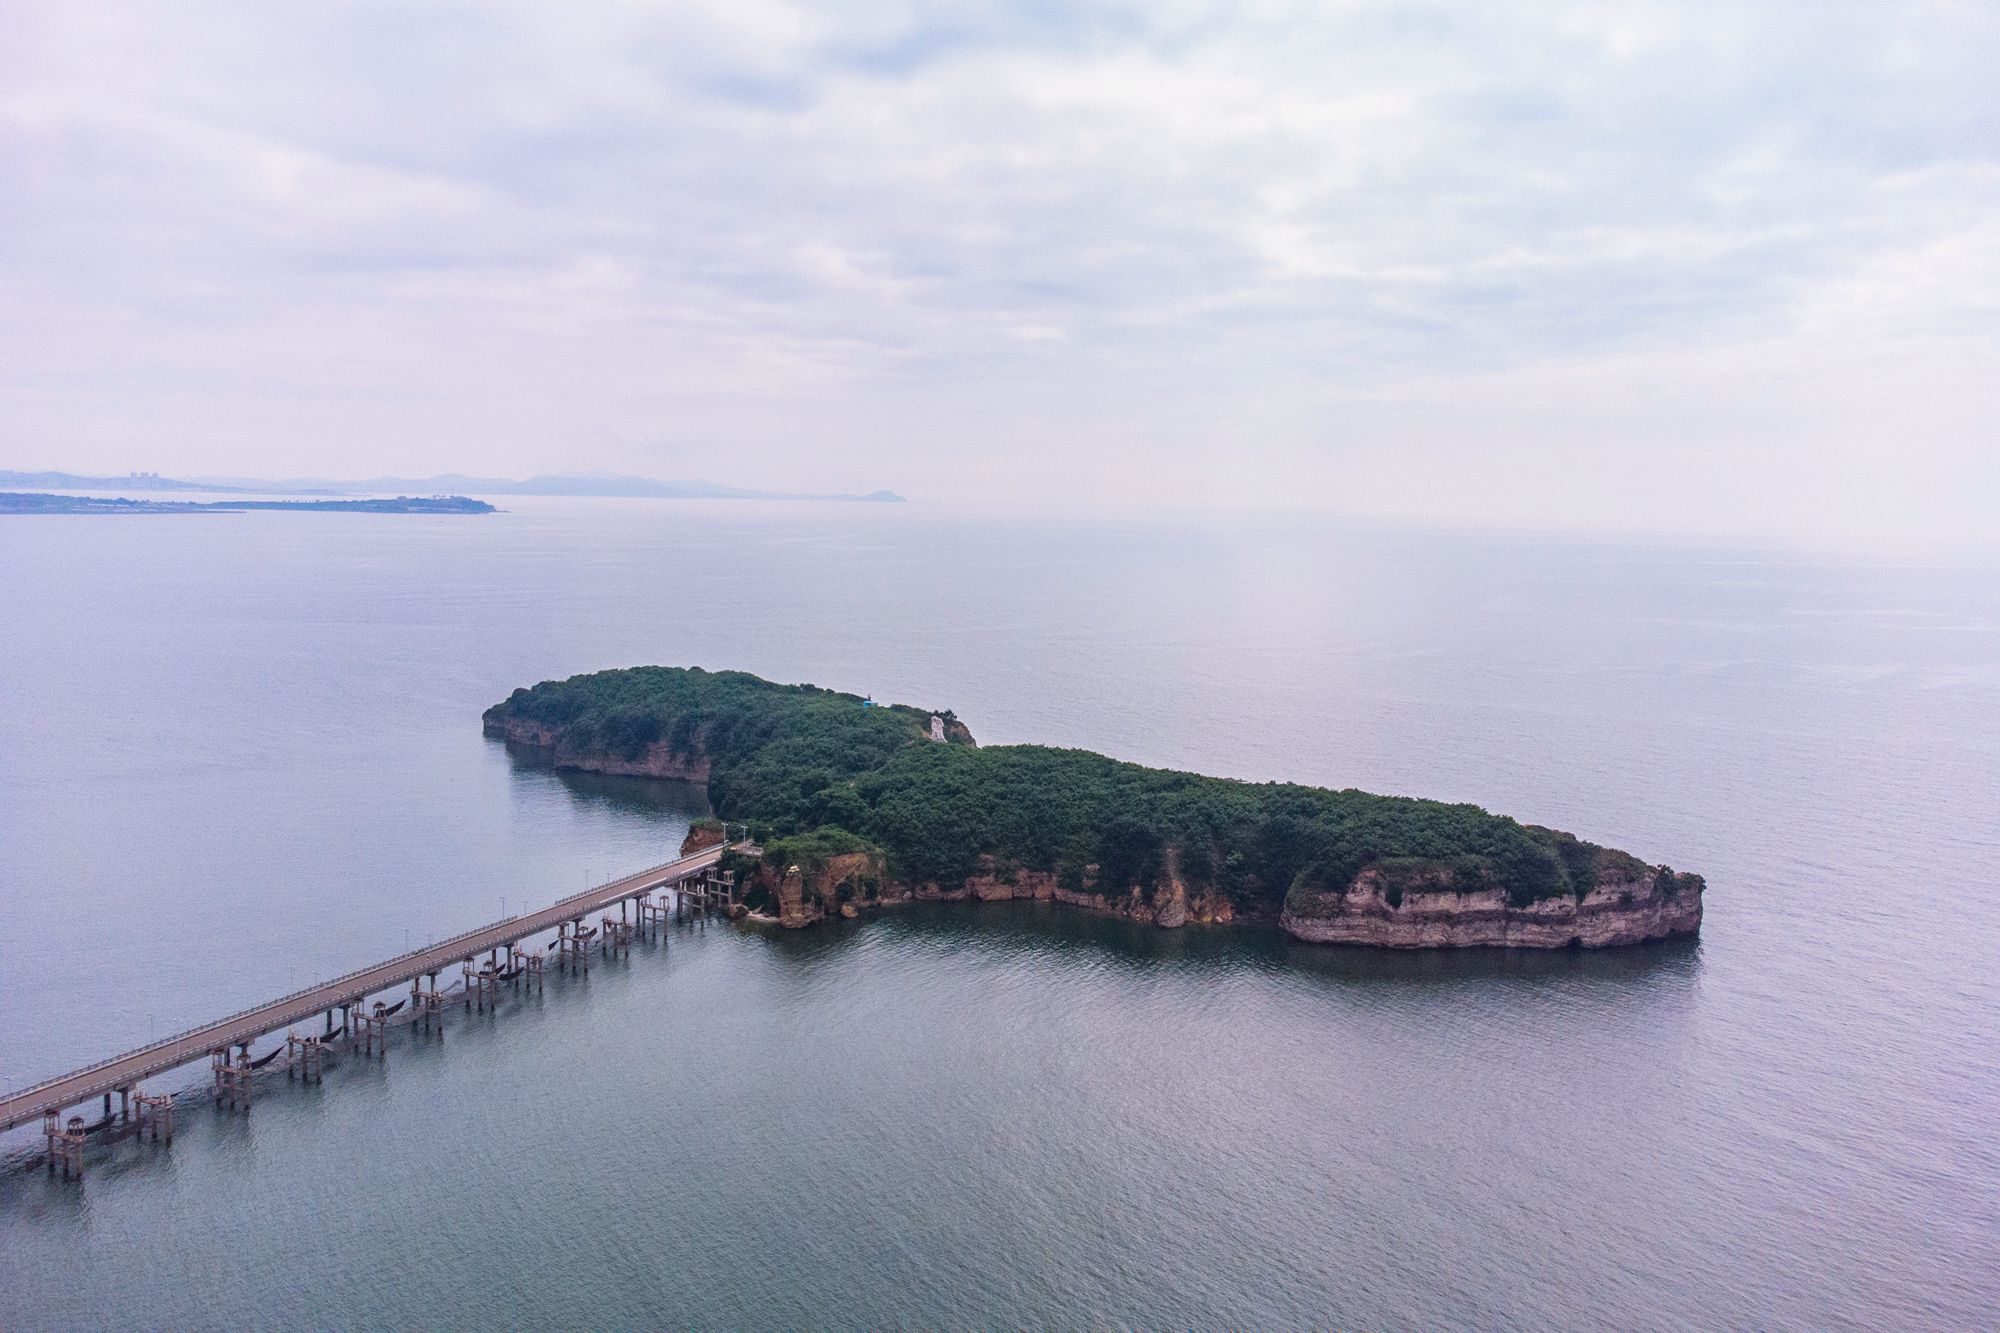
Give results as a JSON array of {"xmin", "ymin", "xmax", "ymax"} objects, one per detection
[{"xmin": 0, "ymin": 498, "xmax": 1995, "ymax": 1329}]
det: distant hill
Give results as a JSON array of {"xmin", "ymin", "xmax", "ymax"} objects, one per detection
[
  {"xmin": 0, "ymin": 470, "xmax": 905, "ymax": 503},
  {"xmin": 0, "ymin": 470, "xmax": 243, "ymax": 493},
  {"xmin": 0, "ymin": 492, "xmax": 495, "ymax": 515}
]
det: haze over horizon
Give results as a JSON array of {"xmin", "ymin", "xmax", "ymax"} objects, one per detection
[{"xmin": 4, "ymin": 3, "xmax": 1995, "ymax": 552}]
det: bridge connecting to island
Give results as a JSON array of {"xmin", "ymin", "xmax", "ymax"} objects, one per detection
[{"xmin": 2, "ymin": 842, "xmax": 750, "ymax": 1177}]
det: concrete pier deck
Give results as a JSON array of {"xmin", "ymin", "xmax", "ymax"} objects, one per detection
[{"xmin": 0, "ymin": 843, "xmax": 741, "ymax": 1133}]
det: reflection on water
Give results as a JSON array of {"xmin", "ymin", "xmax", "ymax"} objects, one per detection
[
  {"xmin": 0, "ymin": 501, "xmax": 1994, "ymax": 1328},
  {"xmin": 792, "ymin": 896, "xmax": 1703, "ymax": 992},
  {"xmin": 501, "ymin": 740, "xmax": 713, "ymax": 823},
  {"xmin": 0, "ymin": 887, "xmax": 1722, "ymax": 1329}
]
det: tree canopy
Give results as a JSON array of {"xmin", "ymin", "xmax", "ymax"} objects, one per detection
[{"xmin": 488, "ymin": 666, "xmax": 1659, "ymax": 910}]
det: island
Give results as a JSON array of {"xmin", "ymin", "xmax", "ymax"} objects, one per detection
[
  {"xmin": 0, "ymin": 492, "xmax": 495, "ymax": 515},
  {"xmin": 0, "ymin": 469, "xmax": 904, "ymax": 502},
  {"xmin": 484, "ymin": 666, "xmax": 1704, "ymax": 949}
]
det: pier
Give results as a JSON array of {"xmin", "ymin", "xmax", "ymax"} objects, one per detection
[{"xmin": 0, "ymin": 844, "xmax": 749, "ymax": 1157}]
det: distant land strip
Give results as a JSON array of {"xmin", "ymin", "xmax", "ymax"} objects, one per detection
[
  {"xmin": 0, "ymin": 469, "xmax": 906, "ymax": 503},
  {"xmin": 0, "ymin": 492, "xmax": 495, "ymax": 515}
]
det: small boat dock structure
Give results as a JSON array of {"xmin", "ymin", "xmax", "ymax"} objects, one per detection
[{"xmin": 1, "ymin": 843, "xmax": 750, "ymax": 1177}]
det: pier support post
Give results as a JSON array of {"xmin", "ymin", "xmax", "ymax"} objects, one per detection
[
  {"xmin": 287, "ymin": 1033, "xmax": 326, "ymax": 1084},
  {"xmin": 45, "ymin": 1111, "xmax": 87, "ymax": 1180},
  {"xmin": 464, "ymin": 962, "xmax": 504, "ymax": 1013},
  {"xmin": 506, "ymin": 946, "xmax": 542, "ymax": 993},
  {"xmin": 212, "ymin": 1048, "xmax": 252, "ymax": 1112},
  {"xmin": 601, "ymin": 913, "xmax": 633, "ymax": 958},
  {"xmin": 135, "ymin": 1089, "xmax": 174, "ymax": 1144},
  {"xmin": 357, "ymin": 1002, "xmax": 389, "ymax": 1057},
  {"xmin": 414, "ymin": 977, "xmax": 445, "ymax": 1035},
  {"xmin": 555, "ymin": 920, "xmax": 592, "ymax": 974}
]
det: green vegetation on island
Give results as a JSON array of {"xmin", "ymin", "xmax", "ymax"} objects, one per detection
[{"xmin": 486, "ymin": 666, "xmax": 1700, "ymax": 930}]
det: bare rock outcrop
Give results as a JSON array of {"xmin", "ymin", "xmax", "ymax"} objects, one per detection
[
  {"xmin": 482, "ymin": 715, "xmax": 712, "ymax": 783},
  {"xmin": 740, "ymin": 842, "xmax": 1698, "ymax": 949},
  {"xmin": 756, "ymin": 851, "xmax": 890, "ymax": 927},
  {"xmin": 1279, "ymin": 860, "xmax": 1702, "ymax": 949},
  {"xmin": 680, "ymin": 821, "xmax": 726, "ymax": 856},
  {"xmin": 776, "ymin": 865, "xmax": 820, "ymax": 929},
  {"xmin": 745, "ymin": 839, "xmax": 1698, "ymax": 949}
]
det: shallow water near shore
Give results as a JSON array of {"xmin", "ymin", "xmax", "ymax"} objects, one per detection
[{"xmin": 1, "ymin": 500, "xmax": 1996, "ymax": 1328}]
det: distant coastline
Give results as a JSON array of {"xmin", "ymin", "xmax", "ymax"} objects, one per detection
[
  {"xmin": 0, "ymin": 469, "xmax": 906, "ymax": 503},
  {"xmin": 0, "ymin": 492, "xmax": 495, "ymax": 515}
]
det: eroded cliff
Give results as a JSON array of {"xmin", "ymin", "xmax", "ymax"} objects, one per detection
[
  {"xmin": 1279, "ymin": 857, "xmax": 1702, "ymax": 948},
  {"xmin": 739, "ymin": 846, "xmax": 1697, "ymax": 948},
  {"xmin": 484, "ymin": 714, "xmax": 712, "ymax": 783}
]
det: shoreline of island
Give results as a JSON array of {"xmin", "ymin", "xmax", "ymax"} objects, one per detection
[{"xmin": 484, "ymin": 666, "xmax": 1704, "ymax": 951}]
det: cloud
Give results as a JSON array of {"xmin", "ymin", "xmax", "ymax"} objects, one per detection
[{"xmin": 1, "ymin": 0, "xmax": 1994, "ymax": 548}]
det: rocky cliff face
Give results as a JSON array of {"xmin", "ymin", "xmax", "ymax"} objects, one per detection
[
  {"xmin": 749, "ymin": 848, "xmax": 1697, "ymax": 949},
  {"xmin": 753, "ymin": 851, "xmax": 886, "ymax": 927},
  {"xmin": 482, "ymin": 715, "xmax": 712, "ymax": 783},
  {"xmin": 776, "ymin": 864, "xmax": 816, "ymax": 928},
  {"xmin": 753, "ymin": 852, "xmax": 1239, "ymax": 931},
  {"xmin": 679, "ymin": 822, "xmax": 726, "ymax": 856},
  {"xmin": 1279, "ymin": 860, "xmax": 1702, "ymax": 949}
]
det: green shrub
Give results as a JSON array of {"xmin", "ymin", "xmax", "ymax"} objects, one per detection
[{"xmin": 488, "ymin": 666, "xmax": 1632, "ymax": 908}]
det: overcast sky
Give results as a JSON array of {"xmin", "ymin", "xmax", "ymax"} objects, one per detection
[{"xmin": 3, "ymin": 2, "xmax": 1995, "ymax": 548}]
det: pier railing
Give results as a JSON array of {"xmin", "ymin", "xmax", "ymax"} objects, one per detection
[{"xmin": 1, "ymin": 851, "xmax": 718, "ymax": 1109}]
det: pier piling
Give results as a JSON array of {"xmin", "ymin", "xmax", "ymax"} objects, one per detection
[
  {"xmin": 44, "ymin": 1112, "xmax": 87, "ymax": 1180},
  {"xmin": 287, "ymin": 1033, "xmax": 326, "ymax": 1084},
  {"xmin": 0, "ymin": 841, "xmax": 749, "ymax": 1145},
  {"xmin": 134, "ymin": 1089, "xmax": 174, "ymax": 1143},
  {"xmin": 211, "ymin": 1049, "xmax": 251, "ymax": 1112},
  {"xmin": 358, "ymin": 1002, "xmax": 389, "ymax": 1057}
]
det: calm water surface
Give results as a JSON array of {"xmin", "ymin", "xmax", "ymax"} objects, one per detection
[{"xmin": 1, "ymin": 500, "xmax": 1996, "ymax": 1329}]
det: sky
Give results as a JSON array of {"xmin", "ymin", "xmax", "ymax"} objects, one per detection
[{"xmin": 2, "ymin": 1, "xmax": 1996, "ymax": 549}]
